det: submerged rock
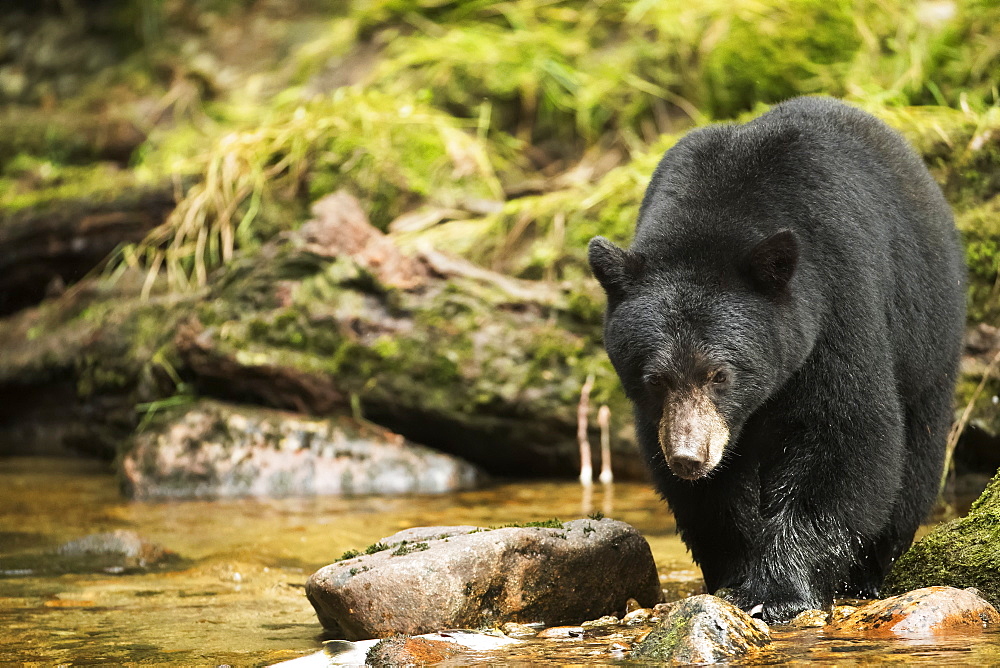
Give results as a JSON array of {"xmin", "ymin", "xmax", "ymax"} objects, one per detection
[
  {"xmin": 306, "ymin": 519, "xmax": 662, "ymax": 640},
  {"xmin": 630, "ymin": 594, "xmax": 771, "ymax": 664},
  {"xmin": 364, "ymin": 635, "xmax": 460, "ymax": 666},
  {"xmin": 535, "ymin": 626, "xmax": 584, "ymax": 639},
  {"xmin": 884, "ymin": 470, "xmax": 1000, "ymax": 607},
  {"xmin": 121, "ymin": 400, "xmax": 483, "ymax": 499},
  {"xmin": 829, "ymin": 586, "xmax": 1000, "ymax": 636},
  {"xmin": 270, "ymin": 631, "xmax": 520, "ymax": 667},
  {"xmin": 0, "ymin": 530, "xmax": 180, "ymax": 577},
  {"xmin": 789, "ymin": 608, "xmax": 828, "ymax": 628}
]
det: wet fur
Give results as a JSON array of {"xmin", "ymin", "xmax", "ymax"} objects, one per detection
[{"xmin": 590, "ymin": 97, "xmax": 965, "ymax": 622}]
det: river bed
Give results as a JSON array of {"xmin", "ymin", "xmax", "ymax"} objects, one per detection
[{"xmin": 1, "ymin": 457, "xmax": 998, "ymax": 665}]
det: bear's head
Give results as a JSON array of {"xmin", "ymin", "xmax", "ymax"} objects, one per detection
[{"xmin": 588, "ymin": 230, "xmax": 807, "ymax": 480}]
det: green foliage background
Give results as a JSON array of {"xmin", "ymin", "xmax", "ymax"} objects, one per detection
[{"xmin": 4, "ymin": 0, "xmax": 1000, "ymax": 316}]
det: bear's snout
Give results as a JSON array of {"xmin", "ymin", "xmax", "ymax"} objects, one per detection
[{"xmin": 659, "ymin": 390, "xmax": 729, "ymax": 480}]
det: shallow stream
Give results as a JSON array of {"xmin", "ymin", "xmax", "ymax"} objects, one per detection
[{"xmin": 1, "ymin": 457, "xmax": 998, "ymax": 665}]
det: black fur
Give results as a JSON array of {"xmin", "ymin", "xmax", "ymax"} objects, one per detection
[{"xmin": 589, "ymin": 96, "xmax": 965, "ymax": 622}]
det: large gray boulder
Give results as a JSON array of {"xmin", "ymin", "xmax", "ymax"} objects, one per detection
[
  {"xmin": 306, "ymin": 519, "xmax": 663, "ymax": 640},
  {"xmin": 121, "ymin": 400, "xmax": 482, "ymax": 498}
]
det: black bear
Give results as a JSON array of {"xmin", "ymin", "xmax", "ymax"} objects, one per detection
[{"xmin": 589, "ymin": 96, "xmax": 965, "ymax": 623}]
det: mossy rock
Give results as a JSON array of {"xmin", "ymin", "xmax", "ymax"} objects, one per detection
[{"xmin": 883, "ymin": 471, "xmax": 1000, "ymax": 608}]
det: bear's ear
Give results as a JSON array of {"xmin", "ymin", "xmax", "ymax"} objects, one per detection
[
  {"xmin": 750, "ymin": 229, "xmax": 798, "ymax": 294},
  {"xmin": 588, "ymin": 236, "xmax": 644, "ymax": 295}
]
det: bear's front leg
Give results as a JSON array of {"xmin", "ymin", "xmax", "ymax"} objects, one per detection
[
  {"xmin": 728, "ymin": 398, "xmax": 906, "ymax": 623},
  {"xmin": 722, "ymin": 544, "xmax": 828, "ymax": 622}
]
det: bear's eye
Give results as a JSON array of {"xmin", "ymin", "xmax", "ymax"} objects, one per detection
[
  {"xmin": 711, "ymin": 370, "xmax": 729, "ymax": 385},
  {"xmin": 645, "ymin": 376, "xmax": 662, "ymax": 387}
]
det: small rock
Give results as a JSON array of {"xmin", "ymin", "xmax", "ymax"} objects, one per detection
[
  {"xmin": 828, "ymin": 604, "xmax": 859, "ymax": 624},
  {"xmin": 829, "ymin": 586, "xmax": 1000, "ymax": 637},
  {"xmin": 622, "ymin": 608, "xmax": 653, "ymax": 625},
  {"xmin": 537, "ymin": 626, "xmax": 584, "ymax": 639},
  {"xmin": 271, "ymin": 631, "xmax": 519, "ymax": 667},
  {"xmin": 607, "ymin": 640, "xmax": 632, "ymax": 654},
  {"xmin": 653, "ymin": 600, "xmax": 680, "ymax": 617},
  {"xmin": 789, "ymin": 608, "xmax": 828, "ymax": 628},
  {"xmin": 364, "ymin": 635, "xmax": 460, "ymax": 666},
  {"xmin": 1, "ymin": 531, "xmax": 181, "ymax": 577},
  {"xmin": 582, "ymin": 614, "xmax": 620, "ymax": 629},
  {"xmin": 307, "ymin": 519, "xmax": 662, "ymax": 639},
  {"xmin": 631, "ymin": 594, "xmax": 771, "ymax": 664},
  {"xmin": 501, "ymin": 622, "xmax": 539, "ymax": 639}
]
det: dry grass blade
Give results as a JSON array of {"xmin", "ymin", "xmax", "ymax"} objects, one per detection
[{"xmin": 942, "ymin": 348, "xmax": 1000, "ymax": 489}]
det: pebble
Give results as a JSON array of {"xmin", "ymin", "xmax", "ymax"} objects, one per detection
[
  {"xmin": 365, "ymin": 636, "xmax": 460, "ymax": 666},
  {"xmin": 631, "ymin": 594, "xmax": 771, "ymax": 663},
  {"xmin": 501, "ymin": 622, "xmax": 539, "ymax": 639},
  {"xmin": 622, "ymin": 608, "xmax": 653, "ymax": 625},
  {"xmin": 789, "ymin": 608, "xmax": 827, "ymax": 627},
  {"xmin": 828, "ymin": 604, "xmax": 859, "ymax": 624},
  {"xmin": 581, "ymin": 614, "xmax": 620, "ymax": 629},
  {"xmin": 537, "ymin": 626, "xmax": 584, "ymax": 639}
]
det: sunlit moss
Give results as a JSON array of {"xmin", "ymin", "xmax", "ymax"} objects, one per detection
[
  {"xmin": 413, "ymin": 134, "xmax": 673, "ymax": 280},
  {"xmin": 702, "ymin": 0, "xmax": 861, "ymax": 117},
  {"xmin": 129, "ymin": 87, "xmax": 508, "ymax": 291},
  {"xmin": 0, "ymin": 160, "xmax": 158, "ymax": 213},
  {"xmin": 919, "ymin": 0, "xmax": 1000, "ymax": 109},
  {"xmin": 956, "ymin": 201, "xmax": 1000, "ymax": 323}
]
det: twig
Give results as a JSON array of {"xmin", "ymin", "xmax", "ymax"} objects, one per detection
[
  {"xmin": 598, "ymin": 404, "xmax": 613, "ymax": 484},
  {"xmin": 578, "ymin": 374, "xmax": 595, "ymax": 486},
  {"xmin": 942, "ymin": 348, "xmax": 1000, "ymax": 489}
]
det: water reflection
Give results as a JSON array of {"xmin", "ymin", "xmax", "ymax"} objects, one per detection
[{"xmin": 0, "ymin": 457, "xmax": 996, "ymax": 666}]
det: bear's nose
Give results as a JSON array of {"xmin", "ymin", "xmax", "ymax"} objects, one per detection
[{"xmin": 668, "ymin": 454, "xmax": 705, "ymax": 479}]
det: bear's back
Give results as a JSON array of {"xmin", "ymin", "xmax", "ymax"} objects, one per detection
[{"xmin": 635, "ymin": 96, "xmax": 964, "ymax": 385}]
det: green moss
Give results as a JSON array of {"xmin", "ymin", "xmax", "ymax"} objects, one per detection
[
  {"xmin": 703, "ymin": 0, "xmax": 861, "ymax": 118},
  {"xmin": 495, "ymin": 518, "xmax": 564, "ymax": 529},
  {"xmin": 956, "ymin": 200, "xmax": 1000, "ymax": 322},
  {"xmin": 631, "ymin": 612, "xmax": 695, "ymax": 659},
  {"xmin": 0, "ymin": 162, "xmax": 160, "ymax": 213},
  {"xmin": 390, "ymin": 540, "xmax": 429, "ymax": 556},
  {"xmin": 884, "ymin": 471, "xmax": 1000, "ymax": 608},
  {"xmin": 129, "ymin": 87, "xmax": 507, "ymax": 289},
  {"xmin": 917, "ymin": 0, "xmax": 1000, "ymax": 109},
  {"xmin": 364, "ymin": 542, "xmax": 390, "ymax": 555},
  {"xmin": 421, "ymin": 133, "xmax": 672, "ymax": 281}
]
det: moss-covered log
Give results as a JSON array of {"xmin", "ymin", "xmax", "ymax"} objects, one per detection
[
  {"xmin": 883, "ymin": 471, "xmax": 1000, "ymax": 608},
  {"xmin": 0, "ymin": 185, "xmax": 175, "ymax": 315},
  {"xmin": 0, "ymin": 192, "xmax": 640, "ymax": 478}
]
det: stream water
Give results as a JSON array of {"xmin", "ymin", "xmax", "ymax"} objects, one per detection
[{"xmin": 1, "ymin": 457, "xmax": 998, "ymax": 666}]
